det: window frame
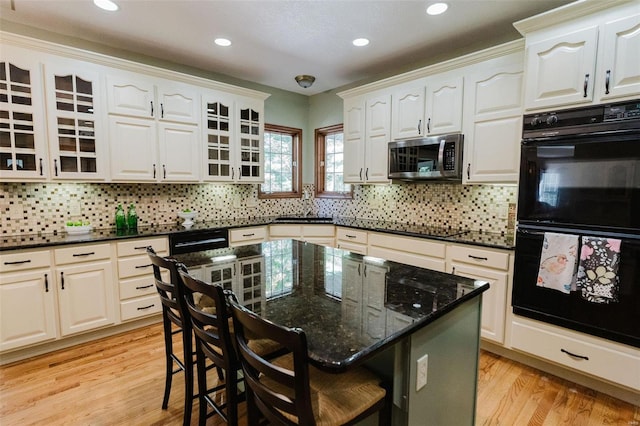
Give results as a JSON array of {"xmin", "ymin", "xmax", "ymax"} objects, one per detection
[
  {"xmin": 315, "ymin": 123, "xmax": 352, "ymax": 199},
  {"xmin": 259, "ymin": 124, "xmax": 302, "ymax": 199}
]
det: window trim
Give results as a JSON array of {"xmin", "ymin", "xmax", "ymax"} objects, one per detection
[
  {"xmin": 259, "ymin": 124, "xmax": 302, "ymax": 199},
  {"xmin": 315, "ymin": 123, "xmax": 352, "ymax": 199}
]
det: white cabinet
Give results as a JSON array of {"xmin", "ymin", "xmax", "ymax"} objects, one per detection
[
  {"xmin": 511, "ymin": 316, "xmax": 640, "ymax": 391},
  {"xmin": 463, "ymin": 53, "xmax": 524, "ymax": 183},
  {"xmin": 342, "ymin": 92, "xmax": 392, "ymax": 184},
  {"xmin": 0, "ymin": 250, "xmax": 57, "ymax": 351},
  {"xmin": 0, "ymin": 46, "xmax": 49, "ymax": 180},
  {"xmin": 368, "ymin": 232, "xmax": 446, "ymax": 272},
  {"xmin": 53, "ymin": 243, "xmax": 116, "ymax": 336},
  {"xmin": 517, "ymin": 3, "xmax": 640, "ymax": 110},
  {"xmin": 44, "ymin": 58, "xmax": 107, "ymax": 180},
  {"xmin": 269, "ymin": 224, "xmax": 335, "ymax": 247},
  {"xmin": 116, "ymin": 237, "xmax": 167, "ymax": 321},
  {"xmin": 106, "ymin": 73, "xmax": 200, "ymax": 182},
  {"xmin": 425, "ymin": 75, "xmax": 464, "ymax": 136},
  {"xmin": 229, "ymin": 226, "xmax": 268, "ymax": 247},
  {"xmin": 202, "ymin": 92, "xmax": 265, "ymax": 182},
  {"xmin": 447, "ymin": 244, "xmax": 510, "ymax": 344},
  {"xmin": 391, "ymin": 75, "xmax": 463, "ymax": 140},
  {"xmin": 335, "ymin": 227, "xmax": 368, "ymax": 254},
  {"xmin": 391, "ymin": 81, "xmax": 426, "ymax": 140}
]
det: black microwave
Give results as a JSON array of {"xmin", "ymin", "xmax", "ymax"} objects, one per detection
[{"xmin": 388, "ymin": 133, "xmax": 463, "ymax": 181}]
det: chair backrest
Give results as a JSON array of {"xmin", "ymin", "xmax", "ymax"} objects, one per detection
[
  {"xmin": 178, "ymin": 266, "xmax": 238, "ymax": 373},
  {"xmin": 147, "ymin": 247, "xmax": 186, "ymax": 327},
  {"xmin": 230, "ymin": 301, "xmax": 314, "ymax": 426}
]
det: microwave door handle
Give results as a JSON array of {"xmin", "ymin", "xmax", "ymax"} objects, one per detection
[{"xmin": 437, "ymin": 140, "xmax": 446, "ymax": 174}]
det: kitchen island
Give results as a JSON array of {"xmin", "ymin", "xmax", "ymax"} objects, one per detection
[{"xmin": 173, "ymin": 239, "xmax": 490, "ymax": 426}]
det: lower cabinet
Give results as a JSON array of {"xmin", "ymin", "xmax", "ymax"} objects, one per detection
[
  {"xmin": 511, "ymin": 316, "xmax": 640, "ymax": 391},
  {"xmin": 116, "ymin": 237, "xmax": 167, "ymax": 321},
  {"xmin": 368, "ymin": 232, "xmax": 447, "ymax": 272},
  {"xmin": 447, "ymin": 244, "xmax": 510, "ymax": 344},
  {"xmin": 0, "ymin": 249, "xmax": 57, "ymax": 351},
  {"xmin": 53, "ymin": 243, "xmax": 116, "ymax": 336},
  {"xmin": 335, "ymin": 227, "xmax": 368, "ymax": 254}
]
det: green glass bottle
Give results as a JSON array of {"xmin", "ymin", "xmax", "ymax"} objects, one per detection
[
  {"xmin": 127, "ymin": 203, "xmax": 138, "ymax": 230},
  {"xmin": 115, "ymin": 204, "xmax": 126, "ymax": 230}
]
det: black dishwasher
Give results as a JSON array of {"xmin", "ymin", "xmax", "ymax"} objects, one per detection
[{"xmin": 168, "ymin": 228, "xmax": 229, "ymax": 255}]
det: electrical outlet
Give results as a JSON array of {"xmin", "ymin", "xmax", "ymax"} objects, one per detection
[
  {"xmin": 498, "ymin": 204, "xmax": 509, "ymax": 219},
  {"xmin": 69, "ymin": 200, "xmax": 82, "ymax": 217},
  {"xmin": 416, "ymin": 354, "xmax": 428, "ymax": 391}
]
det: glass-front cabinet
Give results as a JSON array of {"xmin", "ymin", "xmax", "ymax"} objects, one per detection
[
  {"xmin": 0, "ymin": 46, "xmax": 48, "ymax": 180},
  {"xmin": 44, "ymin": 60, "xmax": 106, "ymax": 180},
  {"xmin": 203, "ymin": 92, "xmax": 234, "ymax": 181},
  {"xmin": 237, "ymin": 97, "xmax": 263, "ymax": 182}
]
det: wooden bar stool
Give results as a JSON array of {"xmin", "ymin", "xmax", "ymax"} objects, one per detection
[{"xmin": 230, "ymin": 301, "xmax": 390, "ymax": 426}]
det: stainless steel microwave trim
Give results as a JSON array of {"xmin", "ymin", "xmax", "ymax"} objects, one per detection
[{"xmin": 388, "ymin": 133, "xmax": 463, "ymax": 181}]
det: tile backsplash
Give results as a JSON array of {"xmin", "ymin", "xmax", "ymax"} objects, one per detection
[{"xmin": 1, "ymin": 182, "xmax": 517, "ymax": 235}]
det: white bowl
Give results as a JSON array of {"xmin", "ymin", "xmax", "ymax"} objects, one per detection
[{"xmin": 65, "ymin": 225, "xmax": 93, "ymax": 235}]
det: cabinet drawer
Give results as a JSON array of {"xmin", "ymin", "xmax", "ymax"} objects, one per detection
[
  {"xmin": 269, "ymin": 225, "xmax": 301, "ymax": 237},
  {"xmin": 448, "ymin": 245, "xmax": 510, "ymax": 270},
  {"xmin": 0, "ymin": 250, "xmax": 51, "ymax": 272},
  {"xmin": 369, "ymin": 232, "xmax": 445, "ymax": 258},
  {"xmin": 54, "ymin": 243, "xmax": 111, "ymax": 265},
  {"xmin": 336, "ymin": 227, "xmax": 368, "ymax": 244},
  {"xmin": 302, "ymin": 225, "xmax": 335, "ymax": 237},
  {"xmin": 118, "ymin": 256, "xmax": 155, "ymax": 279},
  {"xmin": 368, "ymin": 246, "xmax": 446, "ymax": 272},
  {"xmin": 120, "ymin": 294, "xmax": 162, "ymax": 321},
  {"xmin": 229, "ymin": 226, "xmax": 268, "ymax": 242},
  {"xmin": 117, "ymin": 237, "xmax": 168, "ymax": 257},
  {"xmin": 511, "ymin": 319, "xmax": 640, "ymax": 390},
  {"xmin": 119, "ymin": 274, "xmax": 163, "ymax": 300}
]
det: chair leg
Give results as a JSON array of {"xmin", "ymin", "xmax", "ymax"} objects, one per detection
[
  {"xmin": 196, "ymin": 346, "xmax": 208, "ymax": 426},
  {"xmin": 245, "ymin": 387, "xmax": 261, "ymax": 426},
  {"xmin": 182, "ymin": 330, "xmax": 194, "ymax": 426},
  {"xmin": 161, "ymin": 316, "xmax": 173, "ymax": 410},
  {"xmin": 226, "ymin": 368, "xmax": 239, "ymax": 426}
]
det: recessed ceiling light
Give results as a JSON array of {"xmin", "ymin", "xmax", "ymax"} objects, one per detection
[
  {"xmin": 93, "ymin": 0, "xmax": 119, "ymax": 11},
  {"xmin": 353, "ymin": 38, "xmax": 370, "ymax": 47},
  {"xmin": 214, "ymin": 38, "xmax": 232, "ymax": 47},
  {"xmin": 426, "ymin": 2, "xmax": 448, "ymax": 16}
]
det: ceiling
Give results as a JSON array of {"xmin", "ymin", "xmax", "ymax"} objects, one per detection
[{"xmin": 0, "ymin": 0, "xmax": 574, "ymax": 95}]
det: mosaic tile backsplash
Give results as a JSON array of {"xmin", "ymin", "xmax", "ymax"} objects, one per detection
[{"xmin": 1, "ymin": 182, "xmax": 517, "ymax": 236}]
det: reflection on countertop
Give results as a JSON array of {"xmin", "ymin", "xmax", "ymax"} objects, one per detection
[{"xmin": 0, "ymin": 216, "xmax": 514, "ymax": 251}]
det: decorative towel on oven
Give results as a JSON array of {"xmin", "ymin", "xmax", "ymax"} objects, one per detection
[
  {"xmin": 575, "ymin": 236, "xmax": 621, "ymax": 304},
  {"xmin": 537, "ymin": 232, "xmax": 579, "ymax": 294}
]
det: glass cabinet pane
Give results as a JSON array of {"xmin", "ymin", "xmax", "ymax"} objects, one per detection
[{"xmin": 205, "ymin": 100, "xmax": 232, "ymax": 179}]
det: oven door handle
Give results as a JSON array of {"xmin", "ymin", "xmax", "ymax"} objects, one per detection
[{"xmin": 173, "ymin": 238, "xmax": 228, "ymax": 249}]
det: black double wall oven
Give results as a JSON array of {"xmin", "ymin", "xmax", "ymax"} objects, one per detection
[{"xmin": 513, "ymin": 99, "xmax": 640, "ymax": 348}]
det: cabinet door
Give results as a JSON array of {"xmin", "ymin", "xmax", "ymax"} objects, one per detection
[
  {"xmin": 158, "ymin": 121, "xmax": 200, "ymax": 181},
  {"xmin": 236, "ymin": 257, "xmax": 264, "ymax": 313},
  {"xmin": 157, "ymin": 81, "xmax": 199, "ymax": 124},
  {"xmin": 392, "ymin": 82, "xmax": 426, "ymax": 139},
  {"xmin": 56, "ymin": 260, "xmax": 116, "ymax": 336},
  {"xmin": 0, "ymin": 48, "xmax": 48, "ymax": 180},
  {"xmin": 425, "ymin": 75, "xmax": 463, "ymax": 135},
  {"xmin": 236, "ymin": 97, "xmax": 263, "ymax": 182},
  {"xmin": 341, "ymin": 257, "xmax": 363, "ymax": 327},
  {"xmin": 343, "ymin": 97, "xmax": 366, "ymax": 183},
  {"xmin": 0, "ymin": 269, "xmax": 57, "ymax": 351},
  {"xmin": 364, "ymin": 94, "xmax": 391, "ymax": 183},
  {"xmin": 465, "ymin": 61, "xmax": 523, "ymax": 183},
  {"xmin": 44, "ymin": 61, "xmax": 106, "ymax": 180},
  {"xmin": 106, "ymin": 75, "xmax": 155, "ymax": 118},
  {"xmin": 451, "ymin": 262, "xmax": 507, "ymax": 344},
  {"xmin": 524, "ymin": 26, "xmax": 599, "ymax": 110},
  {"xmin": 598, "ymin": 14, "xmax": 640, "ymax": 101},
  {"xmin": 203, "ymin": 94, "xmax": 234, "ymax": 182},
  {"xmin": 108, "ymin": 115, "xmax": 157, "ymax": 181},
  {"xmin": 362, "ymin": 263, "xmax": 387, "ymax": 340},
  {"xmin": 202, "ymin": 261, "xmax": 235, "ymax": 292}
]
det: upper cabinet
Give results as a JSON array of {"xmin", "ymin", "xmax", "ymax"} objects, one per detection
[
  {"xmin": 516, "ymin": 2, "xmax": 640, "ymax": 111},
  {"xmin": 343, "ymin": 91, "xmax": 391, "ymax": 184},
  {"xmin": 0, "ymin": 46, "xmax": 48, "ymax": 181},
  {"xmin": 44, "ymin": 58, "xmax": 107, "ymax": 180},
  {"xmin": 202, "ymin": 92, "xmax": 264, "ymax": 183},
  {"xmin": 106, "ymin": 74, "xmax": 200, "ymax": 182},
  {"xmin": 463, "ymin": 52, "xmax": 524, "ymax": 184},
  {"xmin": 390, "ymin": 75, "xmax": 463, "ymax": 140}
]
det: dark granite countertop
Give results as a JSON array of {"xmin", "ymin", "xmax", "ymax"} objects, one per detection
[
  {"xmin": 0, "ymin": 216, "xmax": 514, "ymax": 251},
  {"xmin": 172, "ymin": 240, "xmax": 490, "ymax": 372}
]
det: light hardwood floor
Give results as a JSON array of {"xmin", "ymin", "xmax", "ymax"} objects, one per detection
[{"xmin": 1, "ymin": 323, "xmax": 638, "ymax": 425}]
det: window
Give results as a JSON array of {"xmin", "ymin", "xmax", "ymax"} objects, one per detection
[
  {"xmin": 259, "ymin": 124, "xmax": 302, "ymax": 199},
  {"xmin": 315, "ymin": 124, "xmax": 352, "ymax": 198}
]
